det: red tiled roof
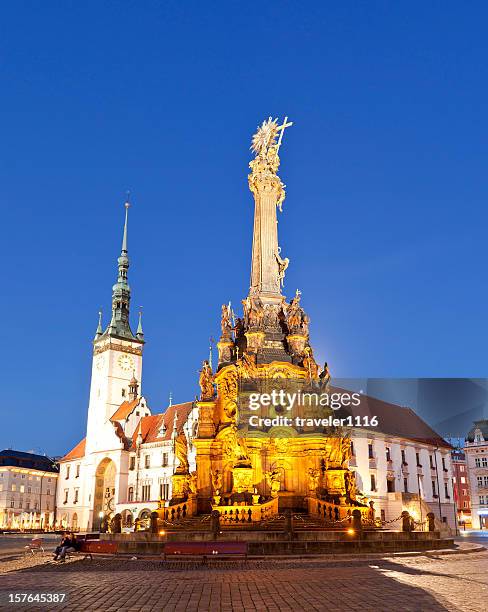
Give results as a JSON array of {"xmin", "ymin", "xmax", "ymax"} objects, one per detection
[
  {"xmin": 129, "ymin": 402, "xmax": 194, "ymax": 450},
  {"xmin": 60, "ymin": 438, "xmax": 86, "ymax": 462},
  {"xmin": 110, "ymin": 399, "xmax": 140, "ymax": 422},
  {"xmin": 333, "ymin": 387, "xmax": 452, "ymax": 449}
]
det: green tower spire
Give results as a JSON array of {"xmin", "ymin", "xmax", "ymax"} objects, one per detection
[
  {"xmin": 94, "ymin": 310, "xmax": 103, "ymax": 340},
  {"xmin": 136, "ymin": 308, "xmax": 144, "ymax": 340},
  {"xmin": 102, "ymin": 197, "xmax": 142, "ymax": 343}
]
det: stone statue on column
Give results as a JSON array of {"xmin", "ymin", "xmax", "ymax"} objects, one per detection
[
  {"xmin": 199, "ymin": 360, "xmax": 214, "ymax": 400},
  {"xmin": 174, "ymin": 430, "xmax": 189, "ymax": 474}
]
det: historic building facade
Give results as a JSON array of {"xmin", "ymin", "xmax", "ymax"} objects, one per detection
[
  {"xmin": 465, "ymin": 419, "xmax": 488, "ymax": 529},
  {"xmin": 0, "ymin": 450, "xmax": 58, "ymax": 530},
  {"xmin": 350, "ymin": 425, "xmax": 455, "ymax": 527},
  {"xmin": 451, "ymin": 449, "xmax": 471, "ymax": 527},
  {"xmin": 56, "ymin": 202, "xmax": 197, "ymax": 532}
]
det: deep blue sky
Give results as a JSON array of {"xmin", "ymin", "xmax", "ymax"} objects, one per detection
[{"xmin": 2, "ymin": 2, "xmax": 488, "ymax": 455}]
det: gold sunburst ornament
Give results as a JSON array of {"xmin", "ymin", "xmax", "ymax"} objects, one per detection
[
  {"xmin": 251, "ymin": 117, "xmax": 279, "ymax": 156},
  {"xmin": 251, "ymin": 116, "xmax": 293, "ymax": 158}
]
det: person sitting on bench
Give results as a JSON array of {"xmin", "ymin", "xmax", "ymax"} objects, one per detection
[
  {"xmin": 53, "ymin": 533, "xmax": 71, "ymax": 561},
  {"xmin": 57, "ymin": 533, "xmax": 80, "ymax": 561}
]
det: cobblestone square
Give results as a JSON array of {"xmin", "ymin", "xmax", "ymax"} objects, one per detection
[{"xmin": 1, "ymin": 551, "xmax": 487, "ymax": 611}]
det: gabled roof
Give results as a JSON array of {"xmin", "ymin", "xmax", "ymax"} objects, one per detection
[
  {"xmin": 0, "ymin": 449, "xmax": 59, "ymax": 472},
  {"xmin": 129, "ymin": 402, "xmax": 194, "ymax": 450},
  {"xmin": 110, "ymin": 398, "xmax": 141, "ymax": 422},
  {"xmin": 466, "ymin": 419, "xmax": 488, "ymax": 443},
  {"xmin": 333, "ymin": 387, "xmax": 452, "ymax": 449},
  {"xmin": 60, "ymin": 438, "xmax": 86, "ymax": 462}
]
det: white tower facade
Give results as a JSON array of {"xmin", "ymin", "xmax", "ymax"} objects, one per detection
[{"xmin": 85, "ymin": 201, "xmax": 145, "ymax": 454}]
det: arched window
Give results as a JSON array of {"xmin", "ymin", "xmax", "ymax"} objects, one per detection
[{"xmin": 128, "ymin": 487, "xmax": 134, "ymax": 502}]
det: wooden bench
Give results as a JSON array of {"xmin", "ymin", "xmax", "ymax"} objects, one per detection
[
  {"xmin": 24, "ymin": 538, "xmax": 44, "ymax": 556},
  {"xmin": 163, "ymin": 541, "xmax": 248, "ymax": 563},
  {"xmin": 66, "ymin": 540, "xmax": 118, "ymax": 561}
]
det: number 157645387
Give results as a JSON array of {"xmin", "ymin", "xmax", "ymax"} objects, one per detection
[{"xmin": 8, "ymin": 593, "xmax": 67, "ymax": 604}]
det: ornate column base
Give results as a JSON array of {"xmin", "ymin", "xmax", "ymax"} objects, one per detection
[
  {"xmin": 286, "ymin": 334, "xmax": 307, "ymax": 356},
  {"xmin": 325, "ymin": 469, "xmax": 347, "ymax": 496},
  {"xmin": 232, "ymin": 466, "xmax": 254, "ymax": 493},
  {"xmin": 218, "ymin": 339, "xmax": 234, "ymax": 364},
  {"xmin": 245, "ymin": 330, "xmax": 265, "ymax": 352},
  {"xmin": 171, "ymin": 473, "xmax": 188, "ymax": 500},
  {"xmin": 195, "ymin": 401, "xmax": 216, "ymax": 438}
]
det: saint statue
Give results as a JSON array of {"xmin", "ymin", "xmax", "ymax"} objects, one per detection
[
  {"xmin": 242, "ymin": 296, "xmax": 264, "ymax": 329},
  {"xmin": 327, "ymin": 438, "xmax": 342, "ymax": 468},
  {"xmin": 174, "ymin": 430, "xmax": 189, "ymax": 474},
  {"xmin": 276, "ymin": 249, "xmax": 289, "ymax": 288},
  {"xmin": 286, "ymin": 289, "xmax": 310, "ymax": 336},
  {"xmin": 233, "ymin": 317, "xmax": 244, "ymax": 340},
  {"xmin": 199, "ymin": 360, "xmax": 214, "ymax": 400},
  {"xmin": 286, "ymin": 290, "xmax": 302, "ymax": 330},
  {"xmin": 211, "ymin": 469, "xmax": 223, "ymax": 495},
  {"xmin": 225, "ymin": 424, "xmax": 251, "ymax": 467},
  {"xmin": 240, "ymin": 351, "xmax": 258, "ymax": 378},
  {"xmin": 308, "ymin": 467, "xmax": 320, "ymax": 492},
  {"xmin": 345, "ymin": 471, "xmax": 357, "ymax": 501},
  {"xmin": 339, "ymin": 436, "xmax": 352, "ymax": 467},
  {"xmin": 319, "ymin": 362, "xmax": 331, "ymax": 390},
  {"xmin": 220, "ymin": 303, "xmax": 233, "ymax": 338},
  {"xmin": 187, "ymin": 471, "xmax": 198, "ymax": 495},
  {"xmin": 265, "ymin": 469, "xmax": 281, "ymax": 498},
  {"xmin": 302, "ymin": 346, "xmax": 319, "ymax": 379}
]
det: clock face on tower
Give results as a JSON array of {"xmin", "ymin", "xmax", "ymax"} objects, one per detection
[
  {"xmin": 118, "ymin": 354, "xmax": 134, "ymax": 372},
  {"xmin": 95, "ymin": 355, "xmax": 105, "ymax": 370}
]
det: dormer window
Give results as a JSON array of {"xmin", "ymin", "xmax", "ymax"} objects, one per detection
[{"xmin": 158, "ymin": 424, "xmax": 167, "ymax": 438}]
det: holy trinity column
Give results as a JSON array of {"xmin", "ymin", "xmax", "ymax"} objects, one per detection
[
  {"xmin": 248, "ymin": 117, "xmax": 292, "ymax": 303},
  {"xmin": 166, "ymin": 118, "xmax": 358, "ymax": 519}
]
